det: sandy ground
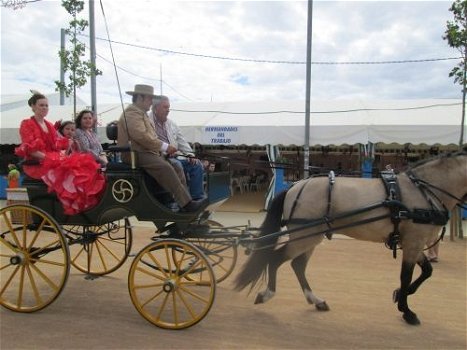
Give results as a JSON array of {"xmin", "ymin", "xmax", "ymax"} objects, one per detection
[{"xmin": 1, "ymin": 192, "xmax": 466, "ymax": 350}]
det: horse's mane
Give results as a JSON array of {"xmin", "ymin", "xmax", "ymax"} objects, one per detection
[{"xmin": 406, "ymin": 150, "xmax": 467, "ymax": 171}]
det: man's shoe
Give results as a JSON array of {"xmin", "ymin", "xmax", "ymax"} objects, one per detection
[{"xmin": 181, "ymin": 197, "xmax": 209, "ymax": 213}]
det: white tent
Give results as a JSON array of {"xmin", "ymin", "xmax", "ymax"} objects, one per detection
[{"xmin": 1, "ymin": 98, "xmax": 465, "ymax": 146}]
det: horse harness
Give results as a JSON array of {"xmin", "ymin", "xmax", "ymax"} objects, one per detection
[{"xmin": 285, "ymin": 169, "xmax": 451, "ymax": 258}]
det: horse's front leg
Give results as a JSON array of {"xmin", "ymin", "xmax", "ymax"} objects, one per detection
[
  {"xmin": 393, "ymin": 254, "xmax": 433, "ymax": 325},
  {"xmin": 394, "ymin": 260, "xmax": 418, "ymax": 325},
  {"xmin": 291, "ymin": 252, "xmax": 329, "ymax": 311},
  {"xmin": 407, "ymin": 255, "xmax": 433, "ymax": 295}
]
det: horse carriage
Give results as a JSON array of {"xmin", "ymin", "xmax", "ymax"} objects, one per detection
[
  {"xmin": 0, "ymin": 123, "xmax": 257, "ymax": 330},
  {"xmin": 2, "ymin": 146, "xmax": 466, "ymax": 329}
]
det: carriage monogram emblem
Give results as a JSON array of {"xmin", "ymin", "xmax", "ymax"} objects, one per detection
[{"xmin": 112, "ymin": 179, "xmax": 134, "ymax": 203}]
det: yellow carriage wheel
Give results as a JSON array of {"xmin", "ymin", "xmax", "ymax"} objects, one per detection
[
  {"xmin": 63, "ymin": 218, "xmax": 132, "ymax": 276},
  {"xmin": 184, "ymin": 220, "xmax": 238, "ymax": 283},
  {"xmin": 128, "ymin": 239, "xmax": 216, "ymax": 330},
  {"xmin": 0, "ymin": 204, "xmax": 70, "ymax": 312}
]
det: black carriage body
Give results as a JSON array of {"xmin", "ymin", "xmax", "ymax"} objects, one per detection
[{"xmin": 23, "ymin": 167, "xmax": 231, "ymax": 228}]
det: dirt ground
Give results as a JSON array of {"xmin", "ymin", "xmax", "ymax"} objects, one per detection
[{"xmin": 1, "ymin": 194, "xmax": 466, "ymax": 350}]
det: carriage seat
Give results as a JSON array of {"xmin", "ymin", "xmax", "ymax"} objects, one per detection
[
  {"xmin": 106, "ymin": 121, "xmax": 130, "ymax": 154},
  {"xmin": 105, "ymin": 121, "xmax": 175, "ymax": 208}
]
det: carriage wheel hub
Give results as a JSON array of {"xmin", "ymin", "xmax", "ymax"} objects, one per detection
[
  {"xmin": 10, "ymin": 252, "xmax": 26, "ymax": 265},
  {"xmin": 163, "ymin": 279, "xmax": 177, "ymax": 293}
]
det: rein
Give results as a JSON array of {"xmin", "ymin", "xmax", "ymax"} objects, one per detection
[{"xmin": 406, "ymin": 169, "xmax": 467, "ymax": 210}]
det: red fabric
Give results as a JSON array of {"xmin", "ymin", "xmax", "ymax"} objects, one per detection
[
  {"xmin": 42, "ymin": 153, "xmax": 106, "ymax": 215},
  {"xmin": 15, "ymin": 117, "xmax": 59, "ymax": 178},
  {"xmin": 15, "ymin": 117, "xmax": 106, "ymax": 215}
]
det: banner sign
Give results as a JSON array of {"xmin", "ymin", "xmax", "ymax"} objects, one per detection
[{"xmin": 202, "ymin": 126, "xmax": 239, "ymax": 145}]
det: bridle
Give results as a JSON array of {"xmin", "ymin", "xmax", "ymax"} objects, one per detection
[{"xmin": 406, "ymin": 169, "xmax": 467, "ymax": 210}]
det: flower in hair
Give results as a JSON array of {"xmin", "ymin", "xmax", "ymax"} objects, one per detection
[{"xmin": 54, "ymin": 120, "xmax": 62, "ymax": 130}]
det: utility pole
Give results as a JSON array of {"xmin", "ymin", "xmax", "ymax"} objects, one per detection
[
  {"xmin": 303, "ymin": 0, "xmax": 313, "ymax": 179},
  {"xmin": 89, "ymin": 0, "xmax": 97, "ymax": 114},
  {"xmin": 160, "ymin": 63, "xmax": 163, "ymax": 94},
  {"xmin": 60, "ymin": 28, "xmax": 65, "ymax": 105}
]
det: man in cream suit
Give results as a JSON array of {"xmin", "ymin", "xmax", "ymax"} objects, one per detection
[
  {"xmin": 117, "ymin": 84, "xmax": 207, "ymax": 212},
  {"xmin": 148, "ymin": 95, "xmax": 206, "ymax": 200}
]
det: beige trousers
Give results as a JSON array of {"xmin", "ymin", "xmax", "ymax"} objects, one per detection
[{"xmin": 135, "ymin": 151, "xmax": 191, "ymax": 207}]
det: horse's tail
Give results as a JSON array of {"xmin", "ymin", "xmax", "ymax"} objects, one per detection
[{"xmin": 234, "ymin": 189, "xmax": 288, "ymax": 292}]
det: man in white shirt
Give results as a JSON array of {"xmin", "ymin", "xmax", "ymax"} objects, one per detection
[{"xmin": 148, "ymin": 95, "xmax": 206, "ymax": 200}]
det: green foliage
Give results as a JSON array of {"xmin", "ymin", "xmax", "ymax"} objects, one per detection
[
  {"xmin": 443, "ymin": 0, "xmax": 467, "ymax": 87},
  {"xmin": 54, "ymin": 0, "xmax": 101, "ymax": 98},
  {"xmin": 275, "ymin": 157, "xmax": 290, "ymax": 164},
  {"xmin": 444, "ymin": 0, "xmax": 466, "ymax": 147}
]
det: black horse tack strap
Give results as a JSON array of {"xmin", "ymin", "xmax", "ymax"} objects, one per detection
[
  {"xmin": 406, "ymin": 169, "xmax": 450, "ymax": 225},
  {"xmin": 286, "ymin": 172, "xmax": 336, "ymax": 240},
  {"xmin": 381, "ymin": 169, "xmax": 449, "ymax": 258},
  {"xmin": 324, "ymin": 171, "xmax": 336, "ymax": 240},
  {"xmin": 380, "ymin": 170, "xmax": 403, "ymax": 258},
  {"xmin": 380, "ymin": 169, "xmax": 400, "ymax": 202}
]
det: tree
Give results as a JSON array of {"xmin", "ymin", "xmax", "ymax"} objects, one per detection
[
  {"xmin": 0, "ymin": 0, "xmax": 41, "ymax": 10},
  {"xmin": 54, "ymin": 0, "xmax": 101, "ymax": 116},
  {"xmin": 443, "ymin": 0, "xmax": 467, "ymax": 147},
  {"xmin": 444, "ymin": 0, "xmax": 466, "ymax": 240}
]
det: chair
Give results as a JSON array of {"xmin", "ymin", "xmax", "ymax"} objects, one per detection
[
  {"xmin": 230, "ymin": 177, "xmax": 243, "ymax": 195},
  {"xmin": 249, "ymin": 175, "xmax": 264, "ymax": 192},
  {"xmin": 241, "ymin": 176, "xmax": 250, "ymax": 193}
]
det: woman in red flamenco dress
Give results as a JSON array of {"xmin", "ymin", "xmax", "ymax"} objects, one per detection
[{"xmin": 15, "ymin": 92, "xmax": 106, "ymax": 215}]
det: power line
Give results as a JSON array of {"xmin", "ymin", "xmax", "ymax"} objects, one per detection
[
  {"xmin": 171, "ymin": 102, "xmax": 463, "ymax": 115},
  {"xmin": 84, "ymin": 34, "xmax": 461, "ymax": 65},
  {"xmin": 95, "ymin": 51, "xmax": 194, "ymax": 101}
]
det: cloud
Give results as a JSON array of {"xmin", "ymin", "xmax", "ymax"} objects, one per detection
[{"xmin": 1, "ymin": 0, "xmax": 461, "ymax": 106}]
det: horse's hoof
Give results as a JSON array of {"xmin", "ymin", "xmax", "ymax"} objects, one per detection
[
  {"xmin": 392, "ymin": 289, "xmax": 400, "ymax": 303},
  {"xmin": 403, "ymin": 312, "xmax": 421, "ymax": 325},
  {"xmin": 315, "ymin": 301, "xmax": 330, "ymax": 311},
  {"xmin": 254, "ymin": 294, "xmax": 264, "ymax": 304}
]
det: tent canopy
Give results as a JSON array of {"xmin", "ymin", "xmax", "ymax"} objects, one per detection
[{"xmin": 1, "ymin": 98, "xmax": 464, "ymax": 146}]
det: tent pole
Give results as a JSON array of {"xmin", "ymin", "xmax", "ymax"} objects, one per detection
[{"xmin": 304, "ymin": 0, "xmax": 313, "ymax": 179}]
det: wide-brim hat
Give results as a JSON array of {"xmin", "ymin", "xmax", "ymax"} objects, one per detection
[{"xmin": 125, "ymin": 84, "xmax": 157, "ymax": 97}]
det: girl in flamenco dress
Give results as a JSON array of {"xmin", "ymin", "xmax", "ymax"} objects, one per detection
[
  {"xmin": 15, "ymin": 92, "xmax": 106, "ymax": 215},
  {"xmin": 56, "ymin": 119, "xmax": 78, "ymax": 155}
]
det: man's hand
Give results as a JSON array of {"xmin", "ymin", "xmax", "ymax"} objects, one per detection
[
  {"xmin": 166, "ymin": 144, "xmax": 178, "ymax": 155},
  {"xmin": 188, "ymin": 157, "xmax": 201, "ymax": 165}
]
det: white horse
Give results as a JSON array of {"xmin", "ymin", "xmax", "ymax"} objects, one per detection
[{"xmin": 235, "ymin": 152, "xmax": 467, "ymax": 325}]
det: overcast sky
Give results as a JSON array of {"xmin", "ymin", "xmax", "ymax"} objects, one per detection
[{"xmin": 0, "ymin": 0, "xmax": 462, "ymax": 105}]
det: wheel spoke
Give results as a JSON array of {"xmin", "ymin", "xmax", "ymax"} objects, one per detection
[
  {"xmin": 17, "ymin": 265, "xmax": 26, "ymax": 308},
  {"xmin": 29, "ymin": 263, "xmax": 60, "ymax": 292},
  {"xmin": 147, "ymin": 251, "xmax": 170, "ymax": 279},
  {"xmin": 140, "ymin": 289, "xmax": 164, "ymax": 309},
  {"xmin": 95, "ymin": 238, "xmax": 121, "ymax": 264},
  {"xmin": 178, "ymin": 284, "xmax": 212, "ymax": 304},
  {"xmin": 0, "ymin": 236, "xmax": 18, "ymax": 253},
  {"xmin": 26, "ymin": 219, "xmax": 46, "ymax": 250},
  {"xmin": 25, "ymin": 264, "xmax": 43, "ymax": 306},
  {"xmin": 175, "ymin": 288, "xmax": 197, "ymax": 320},
  {"xmin": 0, "ymin": 265, "xmax": 20, "ymax": 298}
]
